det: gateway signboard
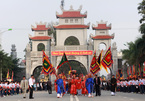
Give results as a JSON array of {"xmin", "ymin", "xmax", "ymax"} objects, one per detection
[{"xmin": 51, "ymin": 51, "xmax": 93, "ymax": 56}]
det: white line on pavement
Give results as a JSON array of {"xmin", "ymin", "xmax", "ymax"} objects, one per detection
[
  {"xmin": 70, "ymin": 95, "xmax": 73, "ymax": 101},
  {"xmin": 130, "ymin": 99, "xmax": 134, "ymax": 100},
  {"xmin": 74, "ymin": 95, "xmax": 79, "ymax": 101}
]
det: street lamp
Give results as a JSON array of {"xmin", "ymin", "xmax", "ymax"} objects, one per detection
[
  {"xmin": 0, "ymin": 28, "xmax": 12, "ymax": 80},
  {"xmin": 0, "ymin": 28, "xmax": 12, "ymax": 50}
]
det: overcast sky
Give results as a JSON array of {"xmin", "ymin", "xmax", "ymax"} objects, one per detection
[{"xmin": 0, "ymin": 0, "xmax": 143, "ymax": 75}]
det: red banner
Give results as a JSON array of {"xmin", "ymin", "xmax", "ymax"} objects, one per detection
[{"xmin": 51, "ymin": 51, "xmax": 93, "ymax": 56}]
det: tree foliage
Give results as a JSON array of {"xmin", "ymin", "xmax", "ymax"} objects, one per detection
[
  {"xmin": 122, "ymin": 35, "xmax": 145, "ymax": 69},
  {"xmin": 138, "ymin": 0, "xmax": 145, "ymax": 34},
  {"xmin": 0, "ymin": 50, "xmax": 20, "ymax": 80}
]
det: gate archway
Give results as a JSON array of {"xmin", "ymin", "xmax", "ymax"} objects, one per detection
[
  {"xmin": 32, "ymin": 66, "xmax": 43, "ymax": 82},
  {"xmin": 58, "ymin": 60, "xmax": 87, "ymax": 77}
]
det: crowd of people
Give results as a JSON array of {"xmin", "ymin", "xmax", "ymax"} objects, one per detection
[
  {"xmin": 54, "ymin": 73, "xmax": 107, "ymax": 98},
  {"xmin": 116, "ymin": 77, "xmax": 145, "ymax": 94},
  {"xmin": 3, "ymin": 73, "xmax": 145, "ymax": 99},
  {"xmin": 0, "ymin": 81, "xmax": 21, "ymax": 97}
]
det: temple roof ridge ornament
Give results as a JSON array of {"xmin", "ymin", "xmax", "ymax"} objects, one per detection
[
  {"xmin": 56, "ymin": 5, "xmax": 87, "ymax": 18},
  {"xmin": 31, "ymin": 21, "xmax": 50, "ymax": 31},
  {"xmin": 92, "ymin": 20, "xmax": 111, "ymax": 30}
]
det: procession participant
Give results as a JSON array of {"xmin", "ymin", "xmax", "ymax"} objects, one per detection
[
  {"xmin": 29, "ymin": 75, "xmax": 34, "ymax": 99},
  {"xmin": 139, "ymin": 77, "xmax": 144, "ymax": 94},
  {"xmin": 16, "ymin": 82, "xmax": 20, "ymax": 94},
  {"xmin": 70, "ymin": 75, "xmax": 77, "ymax": 96},
  {"xmin": 47, "ymin": 79, "xmax": 52, "ymax": 94},
  {"xmin": 76, "ymin": 76, "xmax": 82, "ymax": 96},
  {"xmin": 54, "ymin": 78, "xmax": 58, "ymax": 93},
  {"xmin": 63, "ymin": 76, "xmax": 66, "ymax": 94},
  {"xmin": 3, "ymin": 81, "xmax": 8, "ymax": 96},
  {"xmin": 135, "ymin": 78, "xmax": 139, "ymax": 93},
  {"xmin": 36, "ymin": 82, "xmax": 40, "ymax": 91},
  {"xmin": 143, "ymin": 77, "xmax": 145, "ymax": 92},
  {"xmin": 132, "ymin": 78, "xmax": 136, "ymax": 93},
  {"xmin": 116, "ymin": 80, "xmax": 120, "ymax": 91},
  {"xmin": 20, "ymin": 76, "xmax": 29, "ymax": 98},
  {"xmin": 123, "ymin": 79, "xmax": 127, "ymax": 92},
  {"xmin": 65, "ymin": 79, "xmax": 69, "ymax": 94},
  {"xmin": 94, "ymin": 74, "xmax": 101, "ymax": 96},
  {"xmin": 110, "ymin": 75, "xmax": 117, "ymax": 96},
  {"xmin": 0, "ymin": 81, "xmax": 3, "ymax": 97},
  {"xmin": 56, "ymin": 74, "xmax": 65, "ymax": 98},
  {"xmin": 120, "ymin": 80, "xmax": 123, "ymax": 92},
  {"xmin": 85, "ymin": 74, "xmax": 94, "ymax": 98},
  {"xmin": 7, "ymin": 82, "xmax": 11, "ymax": 95},
  {"xmin": 82, "ymin": 76, "xmax": 88, "ymax": 96}
]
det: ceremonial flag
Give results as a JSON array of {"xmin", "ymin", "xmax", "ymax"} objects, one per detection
[
  {"xmin": 138, "ymin": 64, "xmax": 141, "ymax": 77},
  {"xmin": 42, "ymin": 51, "xmax": 53, "ymax": 74},
  {"xmin": 6, "ymin": 69, "xmax": 10, "ymax": 79},
  {"xmin": 120, "ymin": 69, "xmax": 123, "ymax": 77},
  {"xmin": 97, "ymin": 50, "xmax": 103, "ymax": 70},
  {"xmin": 90, "ymin": 51, "xmax": 100, "ymax": 75},
  {"xmin": 116, "ymin": 70, "xmax": 120, "ymax": 80},
  {"xmin": 101, "ymin": 47, "xmax": 113, "ymax": 73},
  {"xmin": 130, "ymin": 66, "xmax": 132, "ymax": 76},
  {"xmin": 133, "ymin": 65, "xmax": 135, "ymax": 75},
  {"xmin": 90, "ymin": 51, "xmax": 97, "ymax": 70},
  {"xmin": 11, "ymin": 71, "xmax": 14, "ymax": 81},
  {"xmin": 127, "ymin": 67, "xmax": 129, "ymax": 77},
  {"xmin": 50, "ymin": 67, "xmax": 56, "ymax": 75},
  {"xmin": 57, "ymin": 53, "xmax": 69, "ymax": 69},
  {"xmin": 143, "ymin": 62, "xmax": 145, "ymax": 77}
]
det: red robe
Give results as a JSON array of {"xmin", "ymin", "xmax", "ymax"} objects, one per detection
[
  {"xmin": 63, "ymin": 80, "xmax": 66, "ymax": 91},
  {"xmin": 76, "ymin": 79, "xmax": 82, "ymax": 90},
  {"xmin": 70, "ymin": 79, "xmax": 77, "ymax": 95},
  {"xmin": 82, "ymin": 80, "xmax": 88, "ymax": 94},
  {"xmin": 54, "ymin": 79, "xmax": 57, "ymax": 92}
]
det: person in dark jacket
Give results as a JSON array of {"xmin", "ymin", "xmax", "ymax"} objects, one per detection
[
  {"xmin": 94, "ymin": 74, "xmax": 101, "ymax": 96},
  {"xmin": 47, "ymin": 79, "xmax": 52, "ymax": 94},
  {"xmin": 111, "ymin": 75, "xmax": 117, "ymax": 96}
]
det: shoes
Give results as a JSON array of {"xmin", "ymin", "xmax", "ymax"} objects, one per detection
[
  {"xmin": 29, "ymin": 97, "xmax": 34, "ymax": 99},
  {"xmin": 23, "ymin": 97, "xmax": 26, "ymax": 98}
]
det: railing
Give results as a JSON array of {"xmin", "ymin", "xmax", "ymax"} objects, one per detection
[
  {"xmin": 31, "ymin": 51, "xmax": 49, "ymax": 58},
  {"xmin": 54, "ymin": 45, "xmax": 88, "ymax": 51}
]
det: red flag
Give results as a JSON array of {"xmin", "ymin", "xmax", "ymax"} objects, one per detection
[
  {"xmin": 138, "ymin": 64, "xmax": 141, "ymax": 77},
  {"xmin": 6, "ymin": 69, "xmax": 10, "ymax": 79},
  {"xmin": 42, "ymin": 50, "xmax": 53, "ymax": 74},
  {"xmin": 57, "ymin": 53, "xmax": 69, "ymax": 69},
  {"xmin": 127, "ymin": 67, "xmax": 129, "ymax": 77},
  {"xmin": 101, "ymin": 47, "xmax": 113, "ymax": 73},
  {"xmin": 133, "ymin": 65, "xmax": 135, "ymax": 75},
  {"xmin": 130, "ymin": 66, "xmax": 132, "ymax": 76},
  {"xmin": 90, "ymin": 51, "xmax": 100, "ymax": 75},
  {"xmin": 143, "ymin": 62, "xmax": 145, "ymax": 77},
  {"xmin": 11, "ymin": 71, "xmax": 14, "ymax": 81}
]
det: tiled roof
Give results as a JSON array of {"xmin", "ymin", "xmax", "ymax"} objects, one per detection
[
  {"xmin": 32, "ymin": 25, "xmax": 50, "ymax": 31},
  {"xmin": 93, "ymin": 24, "xmax": 111, "ymax": 30},
  {"xmin": 54, "ymin": 25, "xmax": 89, "ymax": 29},
  {"xmin": 92, "ymin": 35, "xmax": 114, "ymax": 39},
  {"xmin": 30, "ymin": 36, "xmax": 51, "ymax": 40},
  {"xmin": 56, "ymin": 11, "xmax": 87, "ymax": 18}
]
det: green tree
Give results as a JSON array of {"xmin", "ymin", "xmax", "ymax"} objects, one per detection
[
  {"xmin": 0, "ymin": 50, "xmax": 21, "ymax": 80},
  {"xmin": 138, "ymin": 0, "xmax": 145, "ymax": 34}
]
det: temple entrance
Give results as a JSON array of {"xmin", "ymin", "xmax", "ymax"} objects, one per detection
[
  {"xmin": 58, "ymin": 60, "xmax": 87, "ymax": 77},
  {"xmin": 32, "ymin": 66, "xmax": 46, "ymax": 82}
]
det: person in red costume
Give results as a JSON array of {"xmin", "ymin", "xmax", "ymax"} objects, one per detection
[
  {"xmin": 82, "ymin": 76, "xmax": 88, "ymax": 96},
  {"xmin": 70, "ymin": 75, "xmax": 77, "ymax": 96},
  {"xmin": 76, "ymin": 76, "xmax": 82, "ymax": 95},
  {"xmin": 54, "ymin": 77, "xmax": 58, "ymax": 93}
]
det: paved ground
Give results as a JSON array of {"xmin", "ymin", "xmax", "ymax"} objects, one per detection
[{"xmin": 1, "ymin": 91, "xmax": 145, "ymax": 101}]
